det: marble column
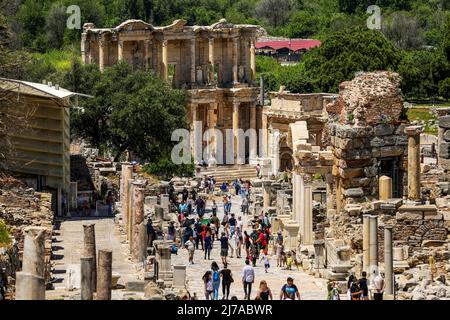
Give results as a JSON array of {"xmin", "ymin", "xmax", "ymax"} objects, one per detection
[
  {"xmin": 83, "ymin": 224, "xmax": 97, "ymax": 291},
  {"xmin": 362, "ymin": 214, "xmax": 370, "ymax": 273},
  {"xmin": 232, "ymin": 37, "xmax": 239, "ymax": 83},
  {"xmin": 208, "ymin": 38, "xmax": 215, "ymax": 82},
  {"xmin": 15, "ymin": 272, "xmax": 45, "ymax": 300},
  {"xmin": 303, "ymin": 185, "xmax": 313, "ymax": 245},
  {"xmin": 96, "ymin": 250, "xmax": 112, "ymax": 300},
  {"xmin": 80, "ymin": 256, "xmax": 94, "ymax": 300},
  {"xmin": 207, "ymin": 104, "xmax": 217, "ymax": 165},
  {"xmin": 272, "ymin": 129, "xmax": 280, "ymax": 176},
  {"xmin": 118, "ymin": 40, "xmax": 124, "ymax": 62},
  {"xmin": 405, "ymin": 126, "xmax": 423, "ymax": 200},
  {"xmin": 379, "ymin": 175, "xmax": 393, "ymax": 201},
  {"xmin": 233, "ymin": 101, "xmax": 243, "ymax": 164},
  {"xmin": 161, "ymin": 39, "xmax": 168, "ymax": 81},
  {"xmin": 261, "ymin": 113, "xmax": 268, "ymax": 157},
  {"xmin": 293, "ymin": 172, "xmax": 303, "ymax": 226},
  {"xmin": 190, "ymin": 38, "xmax": 196, "ymax": 84},
  {"xmin": 132, "ymin": 187, "xmax": 147, "ymax": 262},
  {"xmin": 22, "ymin": 226, "xmax": 46, "ymax": 278},
  {"xmin": 144, "ymin": 39, "xmax": 151, "ymax": 71},
  {"xmin": 129, "ymin": 181, "xmax": 145, "ymax": 252},
  {"xmin": 384, "ymin": 226, "xmax": 394, "ymax": 295},
  {"xmin": 250, "ymin": 104, "xmax": 257, "ymax": 161},
  {"xmin": 250, "ymin": 38, "xmax": 256, "ymax": 82},
  {"xmin": 99, "ymin": 35, "xmax": 106, "ymax": 72},
  {"xmin": 191, "ymin": 104, "xmax": 201, "ymax": 164},
  {"xmin": 121, "ymin": 164, "xmax": 133, "ymax": 229},
  {"xmin": 369, "ymin": 215, "xmax": 379, "ymax": 278}
]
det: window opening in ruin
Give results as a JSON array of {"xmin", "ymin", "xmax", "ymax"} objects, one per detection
[{"xmin": 379, "ymin": 157, "xmax": 402, "ymax": 198}]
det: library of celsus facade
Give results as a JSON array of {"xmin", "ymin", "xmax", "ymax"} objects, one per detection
[{"xmin": 81, "ymin": 19, "xmax": 266, "ymax": 165}]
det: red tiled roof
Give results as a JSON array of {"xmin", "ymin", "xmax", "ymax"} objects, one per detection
[{"xmin": 256, "ymin": 39, "xmax": 321, "ymax": 52}]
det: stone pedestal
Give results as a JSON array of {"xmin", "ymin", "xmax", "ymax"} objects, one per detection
[
  {"xmin": 379, "ymin": 176, "xmax": 392, "ymax": 201},
  {"xmin": 173, "ymin": 265, "xmax": 187, "ymax": 289},
  {"xmin": 405, "ymin": 126, "xmax": 423, "ymax": 200},
  {"xmin": 97, "ymin": 250, "xmax": 112, "ymax": 300},
  {"xmin": 313, "ymin": 240, "xmax": 325, "ymax": 271},
  {"xmin": 284, "ymin": 223, "xmax": 300, "ymax": 251},
  {"xmin": 83, "ymin": 224, "xmax": 97, "ymax": 291},
  {"xmin": 160, "ymin": 194, "xmax": 170, "ymax": 213},
  {"xmin": 384, "ymin": 226, "xmax": 394, "ymax": 295},
  {"xmin": 262, "ymin": 180, "xmax": 271, "ymax": 213},
  {"xmin": 154, "ymin": 241, "xmax": 173, "ymax": 281},
  {"xmin": 15, "ymin": 272, "xmax": 45, "ymax": 300},
  {"xmin": 22, "ymin": 226, "xmax": 46, "ymax": 278},
  {"xmin": 145, "ymin": 196, "xmax": 158, "ymax": 215}
]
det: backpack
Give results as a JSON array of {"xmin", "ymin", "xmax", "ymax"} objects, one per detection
[{"xmin": 213, "ymin": 271, "xmax": 220, "ymax": 282}]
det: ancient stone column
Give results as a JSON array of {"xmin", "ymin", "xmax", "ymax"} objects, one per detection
[
  {"xmin": 250, "ymin": 38, "xmax": 256, "ymax": 82},
  {"xmin": 161, "ymin": 39, "xmax": 168, "ymax": 81},
  {"xmin": 191, "ymin": 104, "xmax": 201, "ymax": 164},
  {"xmin": 83, "ymin": 224, "xmax": 97, "ymax": 291},
  {"xmin": 362, "ymin": 214, "xmax": 370, "ymax": 273},
  {"xmin": 80, "ymin": 256, "xmax": 94, "ymax": 300},
  {"xmin": 293, "ymin": 172, "xmax": 303, "ymax": 227},
  {"xmin": 262, "ymin": 181, "xmax": 271, "ymax": 212},
  {"xmin": 232, "ymin": 37, "xmax": 239, "ymax": 83},
  {"xmin": 15, "ymin": 272, "xmax": 45, "ymax": 300},
  {"xmin": 132, "ymin": 187, "xmax": 147, "ymax": 262},
  {"xmin": 190, "ymin": 38, "xmax": 196, "ymax": 84},
  {"xmin": 261, "ymin": 113, "xmax": 268, "ymax": 158},
  {"xmin": 303, "ymin": 186, "xmax": 313, "ymax": 245},
  {"xmin": 369, "ymin": 215, "xmax": 379, "ymax": 278},
  {"xmin": 250, "ymin": 104, "xmax": 257, "ymax": 161},
  {"xmin": 98, "ymin": 35, "xmax": 106, "ymax": 72},
  {"xmin": 81, "ymin": 33, "xmax": 87, "ymax": 65},
  {"xmin": 272, "ymin": 129, "xmax": 280, "ymax": 176},
  {"xmin": 405, "ymin": 125, "xmax": 423, "ymax": 200},
  {"xmin": 144, "ymin": 39, "xmax": 151, "ymax": 71},
  {"xmin": 207, "ymin": 104, "xmax": 217, "ymax": 164},
  {"xmin": 379, "ymin": 175, "xmax": 393, "ymax": 201},
  {"xmin": 384, "ymin": 226, "xmax": 394, "ymax": 296},
  {"xmin": 22, "ymin": 226, "xmax": 46, "ymax": 278},
  {"xmin": 208, "ymin": 37, "xmax": 215, "ymax": 82},
  {"xmin": 121, "ymin": 164, "xmax": 133, "ymax": 230},
  {"xmin": 233, "ymin": 101, "xmax": 243, "ymax": 164},
  {"xmin": 97, "ymin": 250, "xmax": 112, "ymax": 300},
  {"xmin": 129, "ymin": 181, "xmax": 145, "ymax": 252},
  {"xmin": 118, "ymin": 40, "xmax": 124, "ymax": 61}
]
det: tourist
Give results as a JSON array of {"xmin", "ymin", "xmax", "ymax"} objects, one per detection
[
  {"xmin": 260, "ymin": 250, "xmax": 270, "ymax": 273},
  {"xmin": 146, "ymin": 218, "xmax": 155, "ymax": 247},
  {"xmin": 211, "ymin": 261, "xmax": 221, "ymax": 300},
  {"xmin": 372, "ymin": 272, "xmax": 385, "ymax": 300},
  {"xmin": 236, "ymin": 227, "xmax": 243, "ymax": 258},
  {"xmin": 237, "ymin": 216, "xmax": 243, "ymax": 231},
  {"xmin": 221, "ymin": 213, "xmax": 229, "ymax": 236},
  {"xmin": 229, "ymin": 213, "xmax": 237, "ymax": 235},
  {"xmin": 0, "ymin": 267, "xmax": 7, "ymax": 300},
  {"xmin": 256, "ymin": 280, "xmax": 273, "ymax": 300},
  {"xmin": 275, "ymin": 240, "xmax": 284, "ymax": 267},
  {"xmin": 195, "ymin": 196, "xmax": 205, "ymax": 218},
  {"xmin": 244, "ymin": 230, "xmax": 251, "ymax": 259},
  {"xmin": 220, "ymin": 263, "xmax": 233, "ymax": 300},
  {"xmin": 347, "ymin": 275, "xmax": 356, "ymax": 300},
  {"xmin": 191, "ymin": 187, "xmax": 197, "ymax": 202},
  {"xmin": 230, "ymin": 231, "xmax": 238, "ymax": 258},
  {"xmin": 182, "ymin": 187, "xmax": 189, "ymax": 202},
  {"xmin": 232, "ymin": 179, "xmax": 241, "ymax": 196},
  {"xmin": 250, "ymin": 242, "xmax": 259, "ymax": 267},
  {"xmin": 194, "ymin": 218, "xmax": 204, "ymax": 250},
  {"xmin": 220, "ymin": 232, "xmax": 231, "ymax": 265},
  {"xmin": 256, "ymin": 163, "xmax": 261, "ymax": 178},
  {"xmin": 327, "ymin": 280, "xmax": 341, "ymax": 300},
  {"xmin": 167, "ymin": 221, "xmax": 176, "ymax": 241},
  {"xmin": 221, "ymin": 182, "xmax": 228, "ymax": 195},
  {"xmin": 242, "ymin": 259, "xmax": 255, "ymax": 300},
  {"xmin": 256, "ymin": 229, "xmax": 268, "ymax": 253},
  {"xmin": 204, "ymin": 230, "xmax": 213, "ymax": 260},
  {"xmin": 286, "ymin": 253, "xmax": 293, "ymax": 270},
  {"xmin": 202, "ymin": 271, "xmax": 213, "ymax": 300},
  {"xmin": 226, "ymin": 193, "xmax": 232, "ymax": 213},
  {"xmin": 262, "ymin": 212, "xmax": 270, "ymax": 229},
  {"xmin": 359, "ymin": 271, "xmax": 369, "ymax": 300},
  {"xmin": 280, "ymin": 277, "xmax": 300, "ymax": 300},
  {"xmin": 210, "ymin": 211, "xmax": 220, "ymax": 241},
  {"xmin": 241, "ymin": 197, "xmax": 249, "ymax": 216},
  {"xmin": 350, "ymin": 278, "xmax": 362, "ymax": 300},
  {"xmin": 211, "ymin": 199, "xmax": 217, "ymax": 216},
  {"xmin": 184, "ymin": 235, "xmax": 196, "ymax": 264}
]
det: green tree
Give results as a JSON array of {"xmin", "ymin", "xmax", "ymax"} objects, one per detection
[
  {"xmin": 45, "ymin": 3, "xmax": 67, "ymax": 49},
  {"xmin": 68, "ymin": 61, "xmax": 187, "ymax": 161},
  {"xmin": 439, "ymin": 78, "xmax": 450, "ymax": 99}
]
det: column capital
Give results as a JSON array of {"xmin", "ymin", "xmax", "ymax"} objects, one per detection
[
  {"xmin": 209, "ymin": 37, "xmax": 215, "ymax": 44},
  {"xmin": 162, "ymin": 39, "xmax": 168, "ymax": 47},
  {"xmin": 405, "ymin": 125, "xmax": 423, "ymax": 136}
]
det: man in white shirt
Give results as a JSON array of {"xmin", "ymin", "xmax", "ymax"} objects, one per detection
[
  {"xmin": 242, "ymin": 259, "xmax": 255, "ymax": 300},
  {"xmin": 372, "ymin": 272, "xmax": 385, "ymax": 300},
  {"xmin": 184, "ymin": 236, "xmax": 195, "ymax": 264}
]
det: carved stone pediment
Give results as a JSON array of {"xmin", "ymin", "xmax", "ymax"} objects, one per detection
[
  {"xmin": 210, "ymin": 19, "xmax": 234, "ymax": 30},
  {"xmin": 162, "ymin": 19, "xmax": 187, "ymax": 32},
  {"xmin": 115, "ymin": 20, "xmax": 154, "ymax": 32}
]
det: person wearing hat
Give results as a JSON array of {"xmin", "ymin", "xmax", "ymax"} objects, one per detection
[
  {"xmin": 275, "ymin": 238, "xmax": 284, "ymax": 267},
  {"xmin": 280, "ymin": 277, "xmax": 300, "ymax": 300}
]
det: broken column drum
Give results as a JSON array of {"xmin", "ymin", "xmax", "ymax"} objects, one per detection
[
  {"xmin": 80, "ymin": 256, "xmax": 94, "ymax": 300},
  {"xmin": 97, "ymin": 250, "xmax": 112, "ymax": 300},
  {"xmin": 132, "ymin": 187, "xmax": 147, "ymax": 262},
  {"xmin": 22, "ymin": 226, "xmax": 46, "ymax": 278},
  {"xmin": 405, "ymin": 126, "xmax": 423, "ymax": 200}
]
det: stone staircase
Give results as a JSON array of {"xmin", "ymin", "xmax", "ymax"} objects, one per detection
[{"xmin": 198, "ymin": 164, "xmax": 258, "ymax": 184}]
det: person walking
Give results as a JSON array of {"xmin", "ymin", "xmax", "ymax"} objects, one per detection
[
  {"xmin": 220, "ymin": 263, "xmax": 233, "ymax": 300},
  {"xmin": 229, "ymin": 213, "xmax": 237, "ymax": 235},
  {"xmin": 204, "ymin": 230, "xmax": 213, "ymax": 260},
  {"xmin": 275, "ymin": 241, "xmax": 284, "ymax": 267},
  {"xmin": 256, "ymin": 280, "xmax": 273, "ymax": 300},
  {"xmin": 194, "ymin": 219, "xmax": 204, "ymax": 250},
  {"xmin": 244, "ymin": 231, "xmax": 251, "ymax": 259},
  {"xmin": 211, "ymin": 199, "xmax": 218, "ymax": 216},
  {"xmin": 242, "ymin": 259, "xmax": 255, "ymax": 300},
  {"xmin": 220, "ymin": 232, "xmax": 231, "ymax": 265},
  {"xmin": 350, "ymin": 278, "xmax": 362, "ymax": 300},
  {"xmin": 184, "ymin": 235, "xmax": 196, "ymax": 264},
  {"xmin": 359, "ymin": 271, "xmax": 369, "ymax": 300},
  {"xmin": 230, "ymin": 231, "xmax": 238, "ymax": 258},
  {"xmin": 211, "ymin": 261, "xmax": 221, "ymax": 300},
  {"xmin": 256, "ymin": 164, "xmax": 261, "ymax": 178},
  {"xmin": 202, "ymin": 271, "xmax": 213, "ymax": 300},
  {"xmin": 280, "ymin": 277, "xmax": 300, "ymax": 300},
  {"xmin": 236, "ymin": 227, "xmax": 243, "ymax": 258},
  {"xmin": 260, "ymin": 250, "xmax": 270, "ymax": 273},
  {"xmin": 241, "ymin": 197, "xmax": 249, "ymax": 215},
  {"xmin": 327, "ymin": 280, "xmax": 341, "ymax": 300},
  {"xmin": 210, "ymin": 211, "xmax": 220, "ymax": 241},
  {"xmin": 347, "ymin": 275, "xmax": 356, "ymax": 300}
]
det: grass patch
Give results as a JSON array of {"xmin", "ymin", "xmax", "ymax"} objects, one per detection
[
  {"xmin": 0, "ymin": 219, "xmax": 11, "ymax": 246},
  {"xmin": 32, "ymin": 49, "xmax": 80, "ymax": 73},
  {"xmin": 406, "ymin": 107, "xmax": 438, "ymax": 135}
]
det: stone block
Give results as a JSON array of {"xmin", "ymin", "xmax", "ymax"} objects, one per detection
[
  {"xmin": 343, "ymin": 188, "xmax": 364, "ymax": 198},
  {"xmin": 339, "ymin": 167, "xmax": 364, "ymax": 179},
  {"xmin": 440, "ymin": 142, "xmax": 450, "ymax": 159},
  {"xmin": 374, "ymin": 124, "xmax": 394, "ymax": 136},
  {"xmin": 439, "ymin": 115, "xmax": 450, "ymax": 129},
  {"xmin": 126, "ymin": 280, "xmax": 147, "ymax": 292},
  {"xmin": 380, "ymin": 145, "xmax": 405, "ymax": 157}
]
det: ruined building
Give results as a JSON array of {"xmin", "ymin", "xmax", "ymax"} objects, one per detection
[{"xmin": 81, "ymin": 19, "xmax": 266, "ymax": 165}]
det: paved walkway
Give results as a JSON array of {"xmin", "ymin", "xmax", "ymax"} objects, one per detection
[
  {"xmin": 46, "ymin": 216, "xmax": 143, "ymax": 300},
  {"xmin": 172, "ymin": 192, "xmax": 328, "ymax": 300}
]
